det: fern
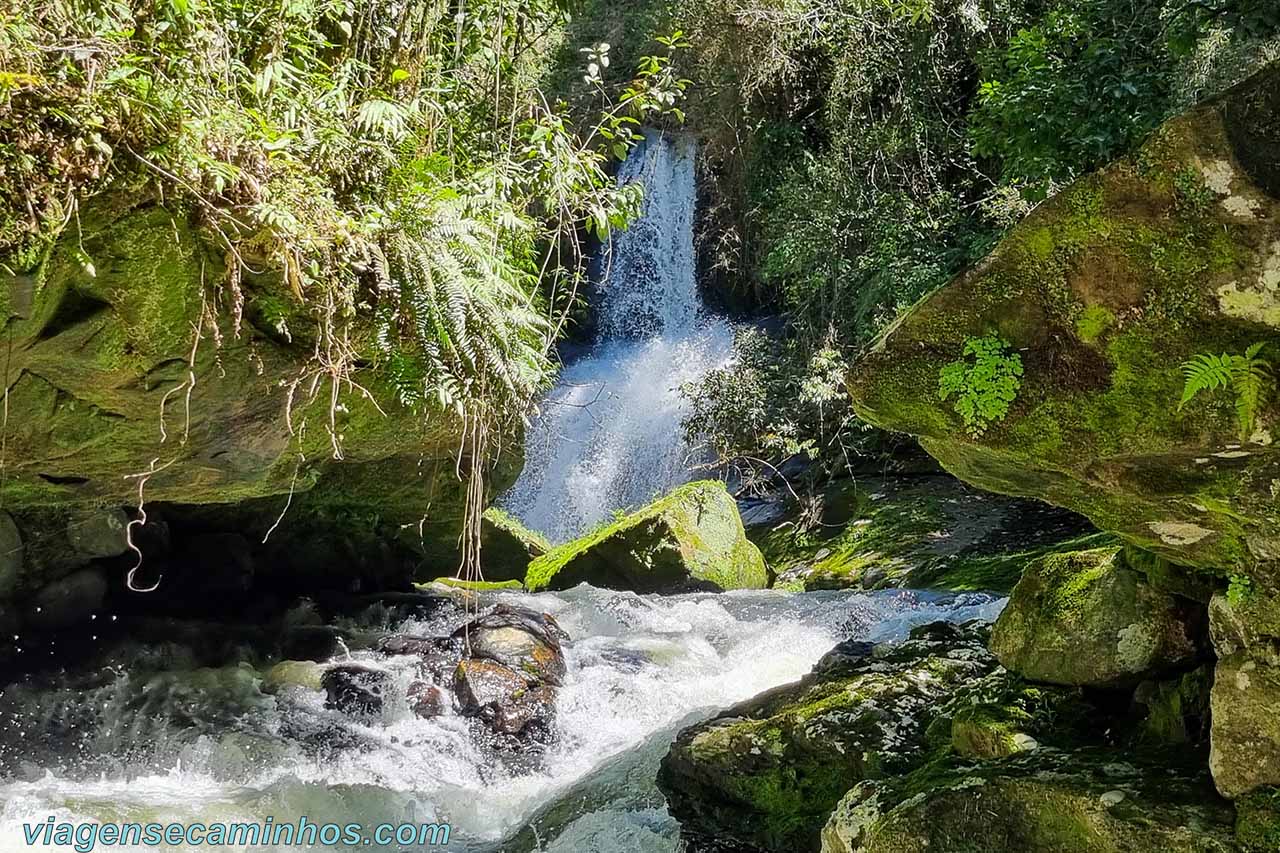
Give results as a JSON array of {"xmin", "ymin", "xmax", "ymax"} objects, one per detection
[{"xmin": 1179, "ymin": 342, "xmax": 1273, "ymax": 440}]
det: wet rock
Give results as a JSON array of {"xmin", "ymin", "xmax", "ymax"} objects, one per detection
[
  {"xmin": 821, "ymin": 748, "xmax": 1235, "ymax": 853},
  {"xmin": 65, "ymin": 507, "xmax": 130, "ymax": 559},
  {"xmin": 452, "ymin": 604, "xmax": 567, "ymax": 686},
  {"xmin": 26, "ymin": 567, "xmax": 107, "ymax": 631},
  {"xmin": 658, "ymin": 622, "xmax": 998, "ymax": 852},
  {"xmin": 262, "ymin": 660, "xmax": 325, "ymax": 694},
  {"xmin": 478, "ymin": 507, "xmax": 550, "ymax": 581},
  {"xmin": 322, "ymin": 663, "xmax": 391, "ymax": 723},
  {"xmin": 280, "ymin": 625, "xmax": 343, "ymax": 662},
  {"xmin": 452, "ymin": 658, "xmax": 553, "ymax": 737},
  {"xmin": 990, "ymin": 547, "xmax": 1207, "ymax": 688},
  {"xmin": 526, "ymin": 480, "xmax": 767, "ymax": 593},
  {"xmin": 0, "ymin": 511, "xmax": 22, "ymax": 599},
  {"xmin": 407, "ymin": 681, "xmax": 449, "ymax": 718},
  {"xmin": 376, "ymin": 634, "xmax": 462, "ymax": 681}
]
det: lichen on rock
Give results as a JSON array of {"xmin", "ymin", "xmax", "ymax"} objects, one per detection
[{"xmin": 989, "ymin": 546, "xmax": 1208, "ymax": 688}]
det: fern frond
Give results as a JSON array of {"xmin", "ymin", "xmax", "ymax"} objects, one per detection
[{"xmin": 1179, "ymin": 353, "xmax": 1234, "ymax": 409}]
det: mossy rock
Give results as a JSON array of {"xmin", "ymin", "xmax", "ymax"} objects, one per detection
[
  {"xmin": 477, "ymin": 507, "xmax": 550, "ymax": 582},
  {"xmin": 822, "ymin": 748, "xmax": 1236, "ymax": 853},
  {"xmin": 657, "ymin": 622, "xmax": 998, "ymax": 852},
  {"xmin": 1210, "ymin": 652, "xmax": 1280, "ymax": 798},
  {"xmin": 990, "ymin": 546, "xmax": 1208, "ymax": 688},
  {"xmin": 1, "ymin": 197, "xmax": 484, "ymax": 596},
  {"xmin": 759, "ymin": 474, "xmax": 1101, "ymax": 594},
  {"xmin": 525, "ymin": 480, "xmax": 766, "ymax": 593},
  {"xmin": 847, "ymin": 63, "xmax": 1280, "ymax": 591},
  {"xmin": 1236, "ymin": 787, "xmax": 1280, "ymax": 852}
]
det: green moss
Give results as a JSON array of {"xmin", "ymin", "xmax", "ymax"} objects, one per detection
[
  {"xmin": 1236, "ymin": 788, "xmax": 1280, "ymax": 853},
  {"xmin": 526, "ymin": 480, "xmax": 766, "ymax": 592},
  {"xmin": 1075, "ymin": 306, "xmax": 1114, "ymax": 343},
  {"xmin": 423, "ymin": 578, "xmax": 524, "ymax": 592}
]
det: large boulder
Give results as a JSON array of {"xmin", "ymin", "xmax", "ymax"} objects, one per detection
[
  {"xmin": 657, "ymin": 622, "xmax": 997, "ymax": 852},
  {"xmin": 846, "ymin": 63, "xmax": 1280, "ymax": 589},
  {"xmin": 989, "ymin": 546, "xmax": 1207, "ymax": 688},
  {"xmin": 526, "ymin": 480, "xmax": 767, "ymax": 593},
  {"xmin": 821, "ymin": 749, "xmax": 1235, "ymax": 853}
]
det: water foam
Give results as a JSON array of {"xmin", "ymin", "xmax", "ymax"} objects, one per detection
[
  {"xmin": 502, "ymin": 131, "xmax": 734, "ymax": 543},
  {"xmin": 0, "ymin": 589, "xmax": 1004, "ymax": 852}
]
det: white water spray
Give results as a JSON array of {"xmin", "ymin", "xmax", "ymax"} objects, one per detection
[{"xmin": 502, "ymin": 130, "xmax": 733, "ymax": 543}]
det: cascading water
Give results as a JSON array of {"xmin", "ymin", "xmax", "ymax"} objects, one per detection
[
  {"xmin": 0, "ymin": 588, "xmax": 1004, "ymax": 852},
  {"xmin": 502, "ymin": 130, "xmax": 734, "ymax": 543}
]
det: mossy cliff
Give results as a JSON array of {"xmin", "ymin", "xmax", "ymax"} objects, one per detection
[
  {"xmin": 847, "ymin": 63, "xmax": 1280, "ymax": 588},
  {"xmin": 1, "ymin": 196, "xmax": 487, "ymax": 587}
]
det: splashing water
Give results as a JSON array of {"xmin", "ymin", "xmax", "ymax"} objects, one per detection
[
  {"xmin": 0, "ymin": 589, "xmax": 1004, "ymax": 852},
  {"xmin": 502, "ymin": 130, "xmax": 734, "ymax": 543}
]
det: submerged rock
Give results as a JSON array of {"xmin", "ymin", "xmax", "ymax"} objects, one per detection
[
  {"xmin": 526, "ymin": 480, "xmax": 767, "ymax": 593},
  {"xmin": 657, "ymin": 622, "xmax": 997, "ymax": 852},
  {"xmin": 262, "ymin": 659, "xmax": 325, "ymax": 694},
  {"xmin": 846, "ymin": 62, "xmax": 1280, "ymax": 589},
  {"xmin": 322, "ymin": 663, "xmax": 391, "ymax": 723},
  {"xmin": 989, "ymin": 546, "xmax": 1207, "ymax": 688},
  {"xmin": 821, "ymin": 748, "xmax": 1235, "ymax": 853}
]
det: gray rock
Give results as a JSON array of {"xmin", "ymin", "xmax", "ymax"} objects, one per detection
[
  {"xmin": 322, "ymin": 663, "xmax": 391, "ymax": 723},
  {"xmin": 1209, "ymin": 652, "xmax": 1280, "ymax": 798},
  {"xmin": 66, "ymin": 507, "xmax": 130, "ymax": 559},
  {"xmin": 26, "ymin": 568, "xmax": 107, "ymax": 631}
]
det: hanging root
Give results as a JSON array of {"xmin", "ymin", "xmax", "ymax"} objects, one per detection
[{"xmin": 122, "ymin": 457, "xmax": 176, "ymax": 593}]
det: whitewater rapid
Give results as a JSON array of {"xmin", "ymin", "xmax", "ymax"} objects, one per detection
[{"xmin": 0, "ymin": 588, "xmax": 1004, "ymax": 852}]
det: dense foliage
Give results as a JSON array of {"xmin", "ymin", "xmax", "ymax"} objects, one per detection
[
  {"xmin": 0, "ymin": 0, "xmax": 693, "ymax": 557},
  {"xmin": 671, "ymin": 0, "xmax": 1279, "ymax": 490}
]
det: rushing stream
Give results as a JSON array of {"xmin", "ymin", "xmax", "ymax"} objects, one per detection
[
  {"xmin": 0, "ymin": 127, "xmax": 1008, "ymax": 853},
  {"xmin": 502, "ymin": 130, "xmax": 734, "ymax": 543},
  {"xmin": 0, "ymin": 588, "xmax": 1003, "ymax": 851}
]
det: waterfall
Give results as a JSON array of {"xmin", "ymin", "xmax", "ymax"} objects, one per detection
[{"xmin": 502, "ymin": 130, "xmax": 734, "ymax": 543}]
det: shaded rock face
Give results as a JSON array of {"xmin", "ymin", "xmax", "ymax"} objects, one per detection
[
  {"xmin": 821, "ymin": 748, "xmax": 1236, "ymax": 853},
  {"xmin": 990, "ymin": 546, "xmax": 1208, "ymax": 688},
  {"xmin": 526, "ymin": 480, "xmax": 767, "ymax": 593},
  {"xmin": 1, "ymin": 198, "xmax": 493, "ymax": 598},
  {"xmin": 846, "ymin": 62, "xmax": 1280, "ymax": 585},
  {"xmin": 476, "ymin": 508, "xmax": 550, "ymax": 582},
  {"xmin": 657, "ymin": 622, "xmax": 998, "ymax": 852}
]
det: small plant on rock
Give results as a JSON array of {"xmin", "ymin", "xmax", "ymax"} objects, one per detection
[
  {"xmin": 1227, "ymin": 573, "xmax": 1254, "ymax": 605},
  {"xmin": 938, "ymin": 335, "xmax": 1024, "ymax": 437},
  {"xmin": 1179, "ymin": 342, "xmax": 1273, "ymax": 441}
]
